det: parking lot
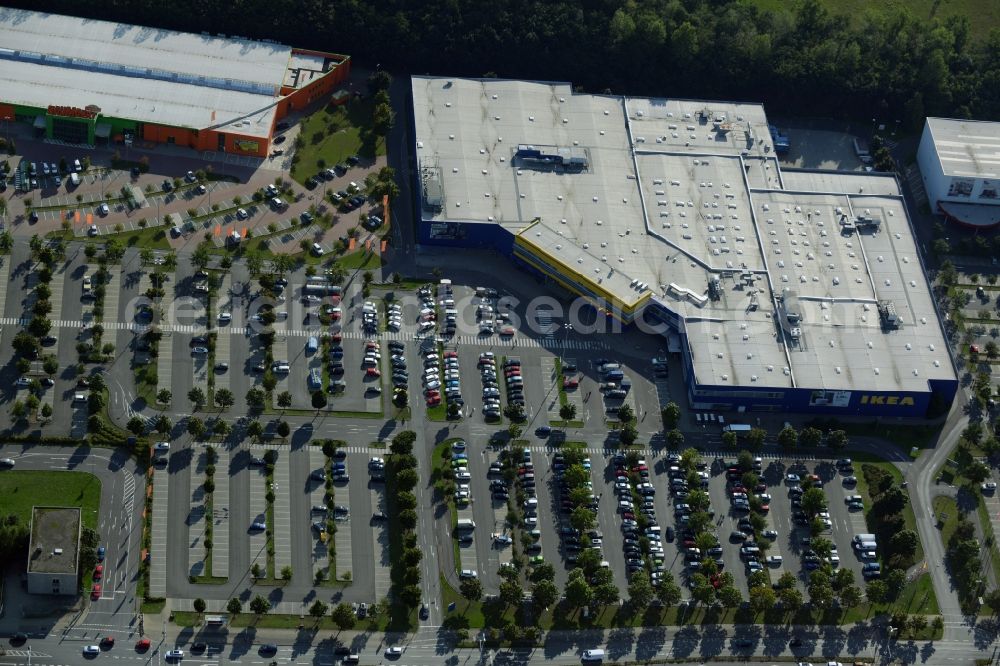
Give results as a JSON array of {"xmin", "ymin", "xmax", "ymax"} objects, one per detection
[{"xmin": 438, "ymin": 440, "xmax": 880, "ymax": 601}]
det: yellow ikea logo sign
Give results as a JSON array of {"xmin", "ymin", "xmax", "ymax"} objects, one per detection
[{"xmin": 859, "ymin": 395, "xmax": 914, "ymax": 406}]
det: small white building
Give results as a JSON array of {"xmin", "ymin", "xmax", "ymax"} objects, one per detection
[
  {"xmin": 917, "ymin": 117, "xmax": 1000, "ymax": 229},
  {"xmin": 27, "ymin": 507, "xmax": 81, "ymax": 596}
]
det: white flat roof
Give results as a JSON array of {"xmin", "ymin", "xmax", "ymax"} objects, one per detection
[
  {"xmin": 0, "ymin": 9, "xmax": 293, "ymax": 136},
  {"xmin": 926, "ymin": 117, "xmax": 1000, "ymax": 178},
  {"xmin": 413, "ymin": 76, "xmax": 954, "ymax": 394}
]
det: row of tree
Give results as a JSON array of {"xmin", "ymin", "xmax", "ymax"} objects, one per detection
[
  {"xmin": 860, "ymin": 465, "xmax": 919, "ymax": 570},
  {"xmin": 24, "ymin": 0, "xmax": 1000, "ymax": 126}
]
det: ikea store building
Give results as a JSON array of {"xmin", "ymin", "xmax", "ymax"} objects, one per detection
[{"xmin": 410, "ymin": 76, "xmax": 958, "ymax": 418}]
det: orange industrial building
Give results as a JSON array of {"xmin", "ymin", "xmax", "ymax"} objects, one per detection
[{"xmin": 0, "ymin": 10, "xmax": 350, "ymax": 158}]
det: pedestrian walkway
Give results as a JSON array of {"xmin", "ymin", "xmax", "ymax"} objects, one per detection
[
  {"xmin": 272, "ymin": 453, "xmax": 293, "ymax": 575},
  {"xmin": 0, "ymin": 313, "xmax": 612, "ymax": 353},
  {"xmin": 212, "ymin": 451, "xmax": 230, "ymax": 580},
  {"xmin": 149, "ymin": 468, "xmax": 169, "ymax": 598}
]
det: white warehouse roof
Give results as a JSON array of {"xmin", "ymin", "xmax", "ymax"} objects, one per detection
[
  {"xmin": 412, "ymin": 76, "xmax": 955, "ymax": 394},
  {"xmin": 0, "ymin": 8, "xmax": 294, "ymax": 137},
  {"xmin": 925, "ymin": 117, "xmax": 1000, "ymax": 178}
]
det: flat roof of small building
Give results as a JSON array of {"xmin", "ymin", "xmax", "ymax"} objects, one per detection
[
  {"xmin": 0, "ymin": 9, "xmax": 331, "ymax": 137},
  {"xmin": 27, "ymin": 507, "xmax": 80, "ymax": 575},
  {"xmin": 413, "ymin": 76, "xmax": 955, "ymax": 394},
  {"xmin": 925, "ymin": 117, "xmax": 1000, "ymax": 178}
]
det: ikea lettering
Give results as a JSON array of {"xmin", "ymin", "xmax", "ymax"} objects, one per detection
[{"xmin": 859, "ymin": 394, "xmax": 914, "ymax": 407}]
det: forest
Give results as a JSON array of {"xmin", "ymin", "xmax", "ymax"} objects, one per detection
[{"xmin": 20, "ymin": 0, "xmax": 1000, "ymax": 127}]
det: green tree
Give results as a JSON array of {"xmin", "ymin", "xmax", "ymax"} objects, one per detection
[
  {"xmin": 246, "ymin": 387, "xmax": 265, "ymax": 408},
  {"xmin": 277, "ymin": 391, "xmax": 292, "ymax": 410},
  {"xmin": 193, "ymin": 598, "xmax": 206, "ymax": 613},
  {"xmin": 460, "ymin": 576, "xmax": 483, "ymax": 602},
  {"xmin": 747, "ymin": 427, "xmax": 767, "ymax": 450},
  {"xmin": 331, "ymin": 601, "xmax": 357, "ymax": 629},
  {"xmin": 187, "ymin": 417, "xmax": 205, "ymax": 439},
  {"xmin": 964, "ymin": 461, "xmax": 991, "ymax": 483},
  {"xmin": 827, "ymin": 429, "xmax": 849, "ymax": 449},
  {"xmin": 565, "ymin": 569, "xmax": 594, "ymax": 609},
  {"xmin": 127, "ymin": 416, "xmax": 146, "ymax": 436},
  {"xmin": 532, "ymin": 579, "xmax": 558, "ymax": 611},
  {"xmin": 661, "ymin": 401, "xmax": 681, "ymax": 429},
  {"xmin": 722, "ymin": 431, "xmax": 738, "ymax": 448},
  {"xmin": 657, "ymin": 572, "xmax": 682, "ymax": 606},
  {"xmin": 192, "ymin": 243, "xmax": 211, "ymax": 269},
  {"xmin": 281, "ymin": 565, "xmax": 293, "ymax": 581},
  {"xmin": 778, "ymin": 585, "xmax": 803, "ymax": 612},
  {"xmin": 718, "ymin": 585, "xmax": 742, "ymax": 609},
  {"xmin": 157, "ymin": 388, "xmax": 172, "ymax": 404},
  {"xmin": 214, "ymin": 388, "xmax": 234, "ymax": 410},
  {"xmin": 627, "ymin": 570, "xmax": 653, "ymax": 609},
  {"xmin": 226, "ymin": 598, "xmax": 242, "ymax": 615},
  {"xmin": 188, "ymin": 387, "xmax": 206, "ymax": 410},
  {"xmin": 499, "ymin": 579, "xmax": 523, "ymax": 608},
  {"xmin": 559, "ymin": 403, "xmax": 577, "ymax": 421},
  {"xmin": 530, "ymin": 562, "xmax": 556, "ymax": 583},
  {"xmin": 777, "ymin": 425, "xmax": 798, "ymax": 449},
  {"xmin": 249, "ymin": 595, "xmax": 271, "ymax": 615},
  {"xmin": 667, "ymin": 428, "xmax": 685, "ymax": 449},
  {"xmin": 309, "ymin": 599, "xmax": 328, "ymax": 618},
  {"xmin": 801, "ymin": 487, "xmax": 828, "ymax": 516},
  {"xmin": 748, "ymin": 585, "xmax": 776, "ymax": 615},
  {"xmin": 866, "ymin": 579, "xmax": 889, "ymax": 604},
  {"xmin": 154, "ymin": 414, "xmax": 172, "ymax": 434},
  {"xmin": 840, "ymin": 585, "xmax": 863, "ymax": 609},
  {"xmin": 889, "ymin": 530, "xmax": 919, "ymax": 560},
  {"xmin": 570, "ymin": 506, "xmax": 596, "ymax": 533}
]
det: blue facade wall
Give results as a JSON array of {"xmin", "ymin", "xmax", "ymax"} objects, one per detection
[{"xmin": 418, "ymin": 218, "xmax": 516, "ymax": 254}]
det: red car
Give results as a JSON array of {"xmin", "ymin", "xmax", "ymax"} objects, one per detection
[
  {"xmin": 563, "ymin": 377, "xmax": 579, "ymax": 389},
  {"xmin": 91, "ymin": 584, "xmax": 101, "ymax": 599},
  {"xmin": 135, "ymin": 638, "xmax": 151, "ymax": 651},
  {"xmin": 760, "ymin": 504, "xmax": 770, "ymax": 513},
  {"xmin": 444, "ymin": 351, "xmax": 458, "ymax": 358},
  {"xmin": 755, "ymin": 483, "xmax": 767, "ymax": 493},
  {"xmin": 971, "ymin": 344, "xmax": 981, "ymax": 354},
  {"xmin": 426, "ymin": 397, "xmax": 441, "ymax": 407},
  {"xmin": 93, "ymin": 564, "xmax": 103, "ymax": 580},
  {"xmin": 366, "ymin": 368, "xmax": 381, "ymax": 378},
  {"xmin": 331, "ymin": 333, "xmax": 342, "ymax": 343},
  {"xmin": 101, "ymin": 636, "xmax": 115, "ymax": 648}
]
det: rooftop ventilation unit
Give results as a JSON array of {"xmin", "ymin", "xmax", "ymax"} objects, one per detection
[
  {"xmin": 707, "ymin": 276, "xmax": 722, "ymax": 301},
  {"xmin": 878, "ymin": 300, "xmax": 901, "ymax": 330}
]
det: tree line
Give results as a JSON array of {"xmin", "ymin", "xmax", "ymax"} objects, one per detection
[{"xmin": 19, "ymin": 0, "xmax": 1000, "ymax": 126}]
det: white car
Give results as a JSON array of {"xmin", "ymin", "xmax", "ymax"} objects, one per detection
[
  {"xmin": 785, "ymin": 473, "xmax": 800, "ymax": 482},
  {"xmin": 218, "ymin": 311, "xmax": 232, "ymax": 323},
  {"xmin": 385, "ymin": 646, "xmax": 405, "ymax": 657},
  {"xmin": 235, "ymin": 208, "xmax": 248, "ymax": 220},
  {"xmin": 154, "ymin": 442, "xmax": 170, "ymax": 452},
  {"xmin": 0, "ymin": 458, "xmax": 15, "ymax": 468},
  {"xmin": 425, "ymin": 380, "xmax": 441, "ymax": 390},
  {"xmin": 83, "ymin": 645, "xmax": 101, "ymax": 655},
  {"xmin": 97, "ymin": 203, "xmax": 110, "ymax": 216},
  {"xmin": 983, "ymin": 482, "xmax": 998, "ymax": 492},
  {"xmin": 311, "ymin": 243, "xmax": 324, "ymax": 256},
  {"xmin": 166, "ymin": 649, "xmax": 184, "ymax": 660}
]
